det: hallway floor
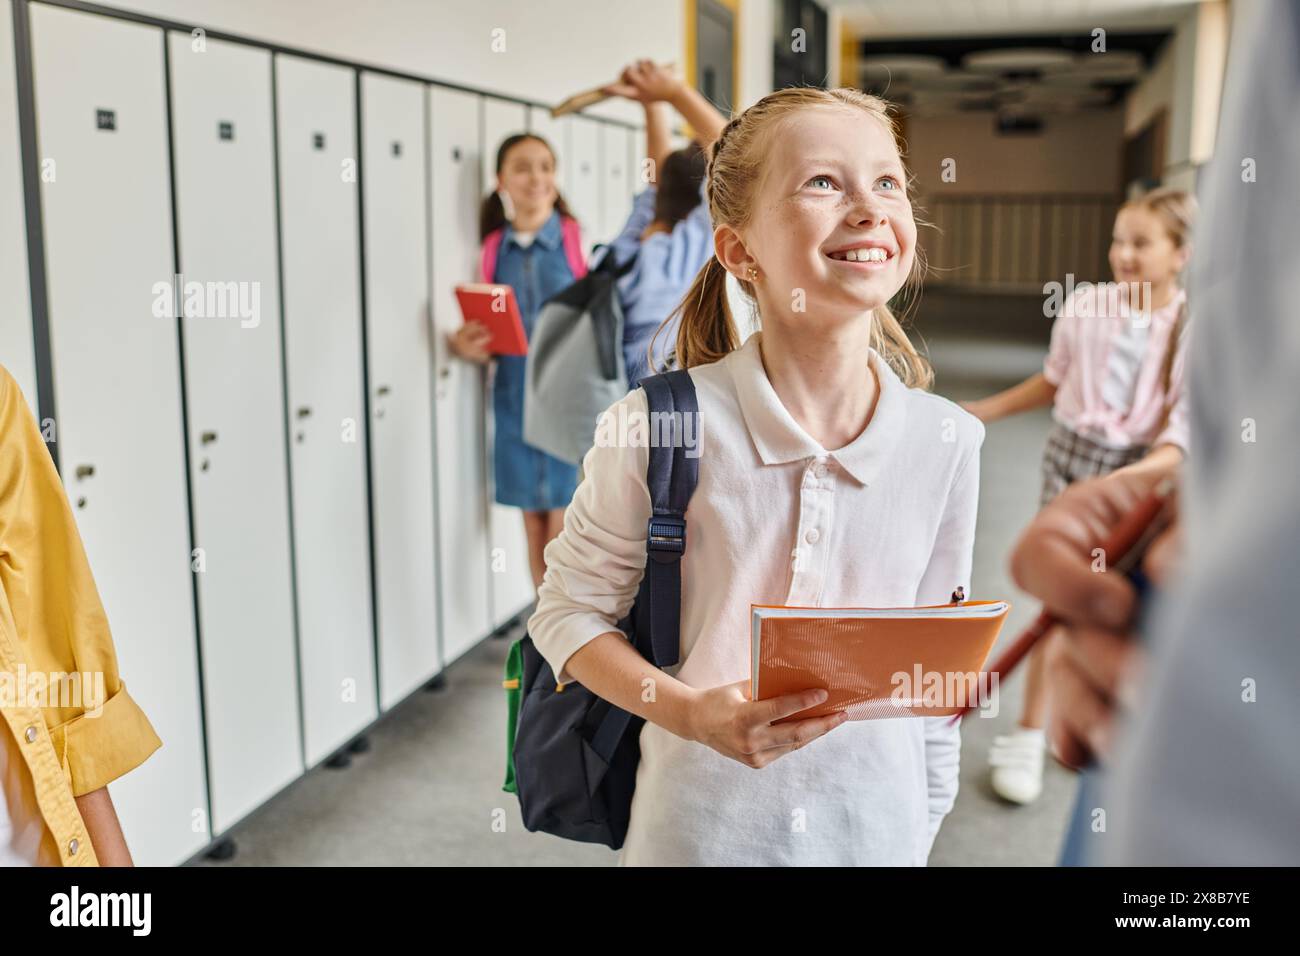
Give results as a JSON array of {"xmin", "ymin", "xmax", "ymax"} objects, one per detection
[{"xmin": 192, "ymin": 326, "xmax": 1077, "ymax": 867}]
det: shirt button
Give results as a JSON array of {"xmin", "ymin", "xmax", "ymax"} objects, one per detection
[
  {"xmin": 25, "ymin": 726, "xmax": 38, "ymax": 744},
  {"xmin": 805, "ymin": 528, "xmax": 821, "ymax": 544},
  {"xmin": 68, "ymin": 838, "xmax": 80, "ymax": 857},
  {"xmin": 813, "ymin": 462, "xmax": 829, "ymax": 479}
]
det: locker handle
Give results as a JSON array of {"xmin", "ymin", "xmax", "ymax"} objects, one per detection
[
  {"xmin": 296, "ymin": 406, "xmax": 312, "ymax": 419},
  {"xmin": 200, "ymin": 430, "xmax": 218, "ymax": 445},
  {"xmin": 376, "ymin": 385, "xmax": 391, "ymax": 397},
  {"xmin": 74, "ymin": 464, "xmax": 95, "ymax": 480}
]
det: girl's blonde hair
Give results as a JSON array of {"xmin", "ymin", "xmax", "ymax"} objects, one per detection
[
  {"xmin": 1120, "ymin": 186, "xmax": 1197, "ymax": 251},
  {"xmin": 652, "ymin": 86, "xmax": 933, "ymax": 389}
]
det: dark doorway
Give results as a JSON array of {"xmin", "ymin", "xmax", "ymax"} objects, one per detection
[
  {"xmin": 697, "ymin": 0, "xmax": 736, "ymax": 113},
  {"xmin": 774, "ymin": 0, "xmax": 829, "ymax": 89}
]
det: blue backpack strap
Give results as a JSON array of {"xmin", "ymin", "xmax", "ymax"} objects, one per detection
[
  {"xmin": 636, "ymin": 369, "xmax": 698, "ymax": 668},
  {"xmin": 588, "ymin": 369, "xmax": 698, "ymax": 765}
]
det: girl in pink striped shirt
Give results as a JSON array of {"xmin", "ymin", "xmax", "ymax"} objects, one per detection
[{"xmin": 963, "ymin": 187, "xmax": 1196, "ymax": 805}]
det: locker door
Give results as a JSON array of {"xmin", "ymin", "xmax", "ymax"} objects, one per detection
[
  {"xmin": 275, "ymin": 54, "xmax": 377, "ymax": 765},
  {"xmin": 599, "ymin": 125, "xmax": 632, "ymax": 243},
  {"xmin": 630, "ymin": 126, "xmax": 648, "ymax": 204},
  {"xmin": 360, "ymin": 73, "xmax": 440, "ymax": 707},
  {"xmin": 168, "ymin": 34, "xmax": 302, "ymax": 834},
  {"xmin": 29, "ymin": 5, "xmax": 206, "ymax": 866},
  {"xmin": 566, "ymin": 116, "xmax": 601, "ymax": 249},
  {"xmin": 429, "ymin": 87, "xmax": 491, "ymax": 665},
  {"xmin": 0, "ymin": 0, "xmax": 36, "ymax": 407},
  {"xmin": 481, "ymin": 98, "xmax": 536, "ymax": 629}
]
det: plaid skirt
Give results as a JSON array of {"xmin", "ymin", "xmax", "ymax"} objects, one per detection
[{"xmin": 1040, "ymin": 422, "xmax": 1147, "ymax": 507}]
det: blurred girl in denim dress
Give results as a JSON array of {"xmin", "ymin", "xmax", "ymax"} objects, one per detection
[{"xmin": 448, "ymin": 133, "xmax": 587, "ymax": 590}]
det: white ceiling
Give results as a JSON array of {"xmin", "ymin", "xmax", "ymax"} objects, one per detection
[{"xmin": 828, "ymin": 0, "xmax": 1199, "ymax": 39}]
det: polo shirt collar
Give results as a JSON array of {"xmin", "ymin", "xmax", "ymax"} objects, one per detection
[
  {"xmin": 504, "ymin": 209, "xmax": 562, "ymax": 251},
  {"xmin": 729, "ymin": 330, "xmax": 907, "ymax": 487}
]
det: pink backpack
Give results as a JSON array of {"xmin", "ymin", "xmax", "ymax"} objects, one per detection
[{"xmin": 480, "ymin": 216, "xmax": 588, "ymax": 284}]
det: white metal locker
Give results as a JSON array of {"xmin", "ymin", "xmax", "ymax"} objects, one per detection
[
  {"xmin": 599, "ymin": 124, "xmax": 632, "ymax": 243},
  {"xmin": 428, "ymin": 86, "xmax": 491, "ymax": 664},
  {"xmin": 481, "ymin": 97, "xmax": 537, "ymax": 629},
  {"xmin": 167, "ymin": 33, "xmax": 302, "ymax": 834},
  {"xmin": 274, "ymin": 53, "xmax": 377, "ymax": 765},
  {"xmin": 0, "ymin": 0, "xmax": 37, "ymax": 408},
  {"xmin": 566, "ymin": 115, "xmax": 602, "ymax": 249},
  {"xmin": 630, "ymin": 125, "xmax": 648, "ymax": 205},
  {"xmin": 29, "ymin": 4, "xmax": 206, "ymax": 866},
  {"xmin": 360, "ymin": 72, "xmax": 440, "ymax": 707}
]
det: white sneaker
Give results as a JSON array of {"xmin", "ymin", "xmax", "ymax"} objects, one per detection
[{"xmin": 989, "ymin": 728, "xmax": 1046, "ymax": 805}]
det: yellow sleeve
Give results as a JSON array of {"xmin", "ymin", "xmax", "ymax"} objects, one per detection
[{"xmin": 0, "ymin": 365, "xmax": 162, "ymax": 795}]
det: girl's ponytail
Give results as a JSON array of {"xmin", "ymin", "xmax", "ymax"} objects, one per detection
[
  {"xmin": 1122, "ymin": 186, "xmax": 1196, "ymax": 434},
  {"xmin": 479, "ymin": 189, "xmax": 507, "ymax": 241},
  {"xmin": 657, "ymin": 256, "xmax": 737, "ymax": 371}
]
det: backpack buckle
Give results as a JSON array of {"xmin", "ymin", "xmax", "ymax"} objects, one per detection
[{"xmin": 646, "ymin": 514, "xmax": 686, "ymax": 560}]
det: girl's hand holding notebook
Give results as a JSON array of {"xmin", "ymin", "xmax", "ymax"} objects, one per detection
[
  {"xmin": 687, "ymin": 680, "xmax": 849, "ymax": 768},
  {"xmin": 751, "ymin": 599, "xmax": 1011, "ymax": 723},
  {"xmin": 453, "ymin": 283, "xmax": 527, "ymax": 355}
]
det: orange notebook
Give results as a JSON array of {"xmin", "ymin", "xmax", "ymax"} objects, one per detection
[
  {"xmin": 751, "ymin": 600, "xmax": 1010, "ymax": 722},
  {"xmin": 454, "ymin": 283, "xmax": 528, "ymax": 355}
]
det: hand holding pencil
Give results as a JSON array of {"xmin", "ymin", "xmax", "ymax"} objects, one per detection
[{"xmin": 954, "ymin": 470, "xmax": 1181, "ymax": 767}]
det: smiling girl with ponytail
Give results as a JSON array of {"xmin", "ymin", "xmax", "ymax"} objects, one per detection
[{"xmin": 529, "ymin": 84, "xmax": 984, "ymax": 866}]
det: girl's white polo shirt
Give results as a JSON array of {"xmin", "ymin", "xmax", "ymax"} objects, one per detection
[{"xmin": 529, "ymin": 330, "xmax": 985, "ymax": 865}]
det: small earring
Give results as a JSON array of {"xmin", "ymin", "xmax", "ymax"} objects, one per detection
[{"xmin": 747, "ymin": 266, "xmax": 759, "ymax": 281}]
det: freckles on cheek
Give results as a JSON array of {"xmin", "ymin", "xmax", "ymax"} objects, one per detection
[
  {"xmin": 760, "ymin": 202, "xmax": 817, "ymax": 274},
  {"xmin": 780, "ymin": 200, "xmax": 830, "ymax": 252}
]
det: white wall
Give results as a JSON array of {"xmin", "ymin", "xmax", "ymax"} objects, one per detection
[
  {"xmin": 107, "ymin": 0, "xmax": 681, "ymax": 125},
  {"xmin": 1123, "ymin": 0, "xmax": 1228, "ymax": 190},
  {"xmin": 737, "ymin": 0, "xmax": 774, "ymax": 110}
]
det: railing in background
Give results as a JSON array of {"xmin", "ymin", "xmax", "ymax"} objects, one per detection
[{"xmin": 919, "ymin": 193, "xmax": 1121, "ymax": 292}]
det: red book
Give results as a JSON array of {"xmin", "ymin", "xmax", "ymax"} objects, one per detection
[{"xmin": 454, "ymin": 283, "xmax": 527, "ymax": 355}]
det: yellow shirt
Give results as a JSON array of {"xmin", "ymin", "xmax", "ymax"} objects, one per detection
[{"xmin": 0, "ymin": 365, "xmax": 162, "ymax": 865}]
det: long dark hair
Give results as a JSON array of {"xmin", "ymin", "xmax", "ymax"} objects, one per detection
[
  {"xmin": 479, "ymin": 133, "xmax": 575, "ymax": 240},
  {"xmin": 653, "ymin": 141, "xmax": 707, "ymax": 227}
]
